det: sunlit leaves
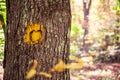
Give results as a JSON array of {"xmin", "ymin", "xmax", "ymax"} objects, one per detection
[
  {"xmin": 0, "ymin": 29, "xmax": 4, "ymax": 59},
  {"xmin": 69, "ymin": 55, "xmax": 76, "ymax": 60},
  {"xmin": 115, "ymin": 0, "xmax": 120, "ymax": 15},
  {"xmin": 0, "ymin": 0, "xmax": 5, "ymax": 59},
  {"xmin": 0, "ymin": 0, "xmax": 6, "ymax": 23}
]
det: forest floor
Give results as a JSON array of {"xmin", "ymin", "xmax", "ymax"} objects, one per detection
[
  {"xmin": 70, "ymin": 63, "xmax": 120, "ymax": 80},
  {"xmin": 0, "ymin": 63, "xmax": 119, "ymax": 80},
  {"xmin": 0, "ymin": 58, "xmax": 120, "ymax": 80}
]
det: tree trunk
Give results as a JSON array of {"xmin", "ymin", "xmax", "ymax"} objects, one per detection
[
  {"xmin": 82, "ymin": 0, "xmax": 91, "ymax": 53},
  {"xmin": 4, "ymin": 0, "xmax": 71, "ymax": 80}
]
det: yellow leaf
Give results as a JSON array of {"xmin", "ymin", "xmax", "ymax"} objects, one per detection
[
  {"xmin": 51, "ymin": 59, "xmax": 66, "ymax": 72},
  {"xmin": 65, "ymin": 63, "xmax": 83, "ymax": 69},
  {"xmin": 26, "ymin": 69, "xmax": 36, "ymax": 79},
  {"xmin": 39, "ymin": 72, "xmax": 52, "ymax": 78},
  {"xmin": 26, "ymin": 60, "xmax": 38, "ymax": 79},
  {"xmin": 69, "ymin": 55, "xmax": 76, "ymax": 60},
  {"xmin": 70, "ymin": 56, "xmax": 83, "ymax": 63},
  {"xmin": 29, "ymin": 60, "xmax": 38, "ymax": 70}
]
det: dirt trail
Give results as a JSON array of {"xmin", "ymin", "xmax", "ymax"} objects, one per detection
[{"xmin": 70, "ymin": 63, "xmax": 120, "ymax": 80}]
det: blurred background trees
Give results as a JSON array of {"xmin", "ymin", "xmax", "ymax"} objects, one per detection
[{"xmin": 70, "ymin": 0, "xmax": 120, "ymax": 56}]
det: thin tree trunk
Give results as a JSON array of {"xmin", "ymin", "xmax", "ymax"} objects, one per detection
[
  {"xmin": 4, "ymin": 0, "xmax": 71, "ymax": 80},
  {"xmin": 82, "ymin": 0, "xmax": 91, "ymax": 53}
]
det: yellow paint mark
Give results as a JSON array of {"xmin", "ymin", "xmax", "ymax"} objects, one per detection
[{"xmin": 24, "ymin": 23, "xmax": 45, "ymax": 44}]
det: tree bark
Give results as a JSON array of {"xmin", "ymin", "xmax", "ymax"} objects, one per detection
[
  {"xmin": 82, "ymin": 0, "xmax": 91, "ymax": 53},
  {"xmin": 4, "ymin": 0, "xmax": 71, "ymax": 80}
]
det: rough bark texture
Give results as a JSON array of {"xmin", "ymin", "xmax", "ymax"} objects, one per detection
[{"xmin": 4, "ymin": 0, "xmax": 71, "ymax": 80}]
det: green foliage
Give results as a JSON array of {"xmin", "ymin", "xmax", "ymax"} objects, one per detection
[
  {"xmin": 0, "ymin": 0, "xmax": 6, "ymax": 23},
  {"xmin": 70, "ymin": 24, "xmax": 84, "ymax": 37},
  {"xmin": 0, "ymin": 0, "xmax": 6, "ymax": 12},
  {"xmin": 115, "ymin": 22, "xmax": 120, "ymax": 27},
  {"xmin": 0, "ymin": 0, "xmax": 6, "ymax": 59},
  {"xmin": 0, "ymin": 29, "xmax": 4, "ymax": 59},
  {"xmin": 70, "ymin": 44, "xmax": 78, "ymax": 54},
  {"xmin": 70, "ymin": 23, "xmax": 84, "ymax": 54},
  {"xmin": 114, "ymin": 0, "xmax": 120, "ymax": 15}
]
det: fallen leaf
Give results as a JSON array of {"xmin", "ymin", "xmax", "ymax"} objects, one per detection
[
  {"xmin": 39, "ymin": 72, "xmax": 52, "ymax": 78},
  {"xmin": 51, "ymin": 59, "xmax": 66, "ymax": 72},
  {"xmin": 29, "ymin": 60, "xmax": 38, "ymax": 69},
  {"xmin": 26, "ymin": 69, "xmax": 36, "ymax": 79}
]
